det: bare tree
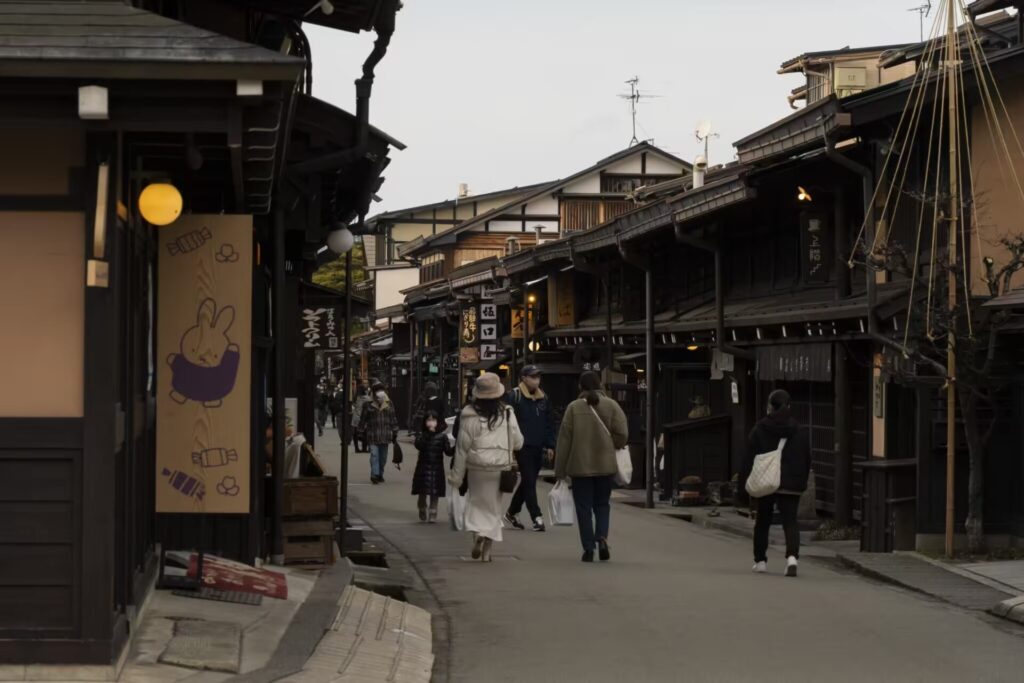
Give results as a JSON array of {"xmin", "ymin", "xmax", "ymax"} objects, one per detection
[{"xmin": 859, "ymin": 228, "xmax": 1024, "ymax": 554}]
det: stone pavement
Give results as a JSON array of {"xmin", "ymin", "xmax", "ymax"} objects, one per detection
[
  {"xmin": 835, "ymin": 551, "xmax": 1016, "ymax": 611},
  {"xmin": 276, "ymin": 587, "xmax": 432, "ymax": 683},
  {"xmin": 328, "ymin": 429, "xmax": 1024, "ymax": 683}
]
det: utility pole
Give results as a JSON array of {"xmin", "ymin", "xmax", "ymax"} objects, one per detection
[{"xmin": 944, "ymin": 0, "xmax": 959, "ymax": 559}]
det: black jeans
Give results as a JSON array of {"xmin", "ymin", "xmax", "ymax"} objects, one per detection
[
  {"xmin": 572, "ymin": 475, "xmax": 614, "ymax": 553},
  {"xmin": 508, "ymin": 446, "xmax": 544, "ymax": 520},
  {"xmin": 753, "ymin": 493, "xmax": 801, "ymax": 562}
]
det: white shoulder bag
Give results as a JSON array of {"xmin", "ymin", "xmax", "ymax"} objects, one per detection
[
  {"xmin": 744, "ymin": 437, "xmax": 787, "ymax": 499},
  {"xmin": 590, "ymin": 405, "xmax": 633, "ymax": 486}
]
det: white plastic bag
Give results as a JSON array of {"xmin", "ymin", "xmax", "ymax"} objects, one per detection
[
  {"xmin": 548, "ymin": 480, "xmax": 576, "ymax": 526},
  {"xmin": 448, "ymin": 490, "xmax": 467, "ymax": 531},
  {"xmin": 613, "ymin": 447, "xmax": 633, "ymax": 487},
  {"xmin": 745, "ymin": 437, "xmax": 787, "ymax": 499}
]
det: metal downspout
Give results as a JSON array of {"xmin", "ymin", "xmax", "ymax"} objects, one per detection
[{"xmin": 823, "ymin": 126, "xmax": 877, "ymax": 335}]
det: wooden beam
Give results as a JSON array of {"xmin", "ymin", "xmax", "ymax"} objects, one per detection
[{"xmin": 228, "ymin": 107, "xmax": 244, "ymax": 212}]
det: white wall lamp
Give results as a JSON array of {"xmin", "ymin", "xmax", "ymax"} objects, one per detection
[{"xmin": 78, "ymin": 85, "xmax": 108, "ymax": 120}]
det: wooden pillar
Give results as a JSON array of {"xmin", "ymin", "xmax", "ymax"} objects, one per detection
[
  {"xmin": 834, "ymin": 342, "xmax": 852, "ymax": 526},
  {"xmin": 645, "ymin": 267, "xmax": 655, "ymax": 508},
  {"xmin": 271, "ymin": 207, "xmax": 286, "ymax": 563}
]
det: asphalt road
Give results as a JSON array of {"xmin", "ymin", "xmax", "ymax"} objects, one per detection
[{"xmin": 318, "ymin": 429, "xmax": 1024, "ymax": 683}]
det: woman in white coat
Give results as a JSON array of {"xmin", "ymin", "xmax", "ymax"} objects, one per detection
[{"xmin": 448, "ymin": 372, "xmax": 524, "ymax": 562}]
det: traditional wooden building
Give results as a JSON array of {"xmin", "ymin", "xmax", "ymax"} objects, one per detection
[{"xmin": 0, "ymin": 0, "xmax": 401, "ymax": 670}]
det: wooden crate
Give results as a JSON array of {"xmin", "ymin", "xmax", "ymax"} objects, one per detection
[
  {"xmin": 283, "ymin": 477, "xmax": 338, "ymax": 518},
  {"xmin": 284, "ymin": 535, "xmax": 334, "ymax": 565}
]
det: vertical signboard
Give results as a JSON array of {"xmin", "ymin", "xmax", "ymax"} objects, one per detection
[
  {"xmin": 511, "ymin": 307, "xmax": 534, "ymax": 339},
  {"xmin": 300, "ymin": 307, "xmax": 341, "ymax": 349},
  {"xmin": 459, "ymin": 304, "xmax": 480, "ymax": 364},
  {"xmin": 157, "ymin": 215, "xmax": 252, "ymax": 513},
  {"xmin": 801, "ymin": 211, "xmax": 832, "ymax": 284}
]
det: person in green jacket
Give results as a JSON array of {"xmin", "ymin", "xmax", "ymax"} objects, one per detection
[{"xmin": 555, "ymin": 370, "xmax": 628, "ymax": 563}]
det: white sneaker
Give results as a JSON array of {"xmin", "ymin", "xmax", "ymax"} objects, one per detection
[
  {"xmin": 752, "ymin": 561, "xmax": 767, "ymax": 573},
  {"xmin": 786, "ymin": 556, "xmax": 798, "ymax": 577}
]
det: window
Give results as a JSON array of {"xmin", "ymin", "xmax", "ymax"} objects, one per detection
[
  {"xmin": 420, "ymin": 252, "xmax": 445, "ymax": 283},
  {"xmin": 560, "ymin": 199, "xmax": 634, "ymax": 233},
  {"xmin": 601, "ymin": 175, "xmax": 644, "ymax": 193}
]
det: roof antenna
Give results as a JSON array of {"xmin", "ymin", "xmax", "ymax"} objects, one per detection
[
  {"xmin": 695, "ymin": 120, "xmax": 719, "ymax": 168},
  {"xmin": 618, "ymin": 76, "xmax": 661, "ymax": 146},
  {"xmin": 908, "ymin": 1, "xmax": 932, "ymax": 42}
]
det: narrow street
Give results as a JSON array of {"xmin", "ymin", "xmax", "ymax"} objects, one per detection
[{"xmin": 314, "ymin": 429, "xmax": 1024, "ymax": 683}]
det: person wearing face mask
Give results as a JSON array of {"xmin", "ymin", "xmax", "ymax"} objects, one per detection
[
  {"xmin": 359, "ymin": 381, "xmax": 399, "ymax": 484},
  {"xmin": 503, "ymin": 365, "xmax": 555, "ymax": 532},
  {"xmin": 412, "ymin": 410, "xmax": 452, "ymax": 522}
]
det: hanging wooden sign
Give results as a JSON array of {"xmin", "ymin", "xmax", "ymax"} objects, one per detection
[
  {"xmin": 156, "ymin": 215, "xmax": 252, "ymax": 514},
  {"xmin": 299, "ymin": 307, "xmax": 341, "ymax": 349}
]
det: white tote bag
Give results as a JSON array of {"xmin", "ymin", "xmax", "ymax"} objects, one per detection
[
  {"xmin": 448, "ymin": 490, "xmax": 467, "ymax": 531},
  {"xmin": 744, "ymin": 437, "xmax": 787, "ymax": 499},
  {"xmin": 590, "ymin": 406, "xmax": 632, "ymax": 486},
  {"xmin": 548, "ymin": 480, "xmax": 576, "ymax": 526}
]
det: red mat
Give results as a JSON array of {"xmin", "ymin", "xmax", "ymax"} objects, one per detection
[{"xmin": 186, "ymin": 554, "xmax": 288, "ymax": 600}]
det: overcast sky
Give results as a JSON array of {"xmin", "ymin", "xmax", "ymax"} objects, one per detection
[{"xmin": 309, "ymin": 0, "xmax": 928, "ymax": 214}]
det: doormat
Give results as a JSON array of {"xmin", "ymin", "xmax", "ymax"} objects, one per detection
[
  {"xmin": 173, "ymin": 587, "xmax": 263, "ymax": 606},
  {"xmin": 173, "ymin": 552, "xmax": 288, "ymax": 600},
  {"xmin": 159, "ymin": 619, "xmax": 242, "ymax": 673}
]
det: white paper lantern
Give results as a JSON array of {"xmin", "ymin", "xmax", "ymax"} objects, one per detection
[{"xmin": 327, "ymin": 227, "xmax": 354, "ymax": 254}]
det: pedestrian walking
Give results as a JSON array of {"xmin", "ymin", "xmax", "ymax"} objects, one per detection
[
  {"xmin": 351, "ymin": 384, "xmax": 371, "ymax": 453},
  {"xmin": 315, "ymin": 380, "xmax": 329, "ymax": 437},
  {"xmin": 329, "ymin": 385, "xmax": 343, "ymax": 429},
  {"xmin": 555, "ymin": 371, "xmax": 628, "ymax": 563},
  {"xmin": 412, "ymin": 410, "xmax": 453, "ymax": 523},
  {"xmin": 742, "ymin": 389, "xmax": 810, "ymax": 577},
  {"xmin": 359, "ymin": 381, "xmax": 399, "ymax": 484},
  {"xmin": 503, "ymin": 365, "xmax": 555, "ymax": 532},
  {"xmin": 448, "ymin": 373, "xmax": 523, "ymax": 562}
]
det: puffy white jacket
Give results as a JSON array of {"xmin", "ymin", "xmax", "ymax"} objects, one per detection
[{"xmin": 449, "ymin": 404, "xmax": 524, "ymax": 486}]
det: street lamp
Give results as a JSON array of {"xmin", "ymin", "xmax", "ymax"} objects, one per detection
[{"xmin": 327, "ymin": 221, "xmax": 355, "ymax": 556}]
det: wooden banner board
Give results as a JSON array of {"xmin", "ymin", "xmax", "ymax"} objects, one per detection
[{"xmin": 156, "ymin": 215, "xmax": 252, "ymax": 513}]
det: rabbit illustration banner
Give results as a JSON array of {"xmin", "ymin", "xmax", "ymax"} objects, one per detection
[{"xmin": 156, "ymin": 215, "xmax": 252, "ymax": 514}]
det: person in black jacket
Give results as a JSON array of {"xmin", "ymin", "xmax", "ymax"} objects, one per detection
[
  {"xmin": 412, "ymin": 410, "xmax": 452, "ymax": 523},
  {"xmin": 503, "ymin": 365, "xmax": 556, "ymax": 532},
  {"xmin": 741, "ymin": 389, "xmax": 810, "ymax": 577}
]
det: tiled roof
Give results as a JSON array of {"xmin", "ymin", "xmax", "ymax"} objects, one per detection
[{"xmin": 0, "ymin": 1, "xmax": 302, "ymax": 79}]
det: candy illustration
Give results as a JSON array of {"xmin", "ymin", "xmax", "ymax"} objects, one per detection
[
  {"xmin": 166, "ymin": 227, "xmax": 212, "ymax": 256},
  {"xmin": 191, "ymin": 448, "xmax": 238, "ymax": 469},
  {"xmin": 162, "ymin": 467, "xmax": 206, "ymax": 501},
  {"xmin": 167, "ymin": 298, "xmax": 240, "ymax": 408}
]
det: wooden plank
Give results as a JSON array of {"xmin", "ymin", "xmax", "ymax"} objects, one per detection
[
  {"xmin": 283, "ymin": 519, "xmax": 334, "ymax": 537},
  {"xmin": 0, "ymin": 502, "xmax": 73, "ymax": 543},
  {"xmin": 0, "ymin": 419, "xmax": 82, "ymax": 449},
  {"xmin": 0, "ymin": 587, "xmax": 73, "ymax": 630},
  {"xmin": 0, "ymin": 458, "xmax": 74, "ymax": 501},
  {"xmin": 0, "ymin": 544, "xmax": 73, "ymax": 585}
]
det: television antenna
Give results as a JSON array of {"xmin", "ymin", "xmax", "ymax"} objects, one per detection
[
  {"xmin": 618, "ymin": 76, "xmax": 662, "ymax": 146},
  {"xmin": 695, "ymin": 120, "xmax": 719, "ymax": 166},
  {"xmin": 908, "ymin": 1, "xmax": 932, "ymax": 41}
]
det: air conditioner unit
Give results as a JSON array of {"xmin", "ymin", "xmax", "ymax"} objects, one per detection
[{"xmin": 834, "ymin": 66, "xmax": 867, "ymax": 99}]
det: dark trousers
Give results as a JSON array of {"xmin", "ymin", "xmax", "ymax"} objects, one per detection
[
  {"xmin": 571, "ymin": 475, "xmax": 614, "ymax": 553},
  {"xmin": 507, "ymin": 446, "xmax": 543, "ymax": 520},
  {"xmin": 753, "ymin": 493, "xmax": 801, "ymax": 562}
]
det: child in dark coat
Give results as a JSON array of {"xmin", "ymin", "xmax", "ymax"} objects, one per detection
[{"xmin": 412, "ymin": 410, "xmax": 453, "ymax": 522}]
